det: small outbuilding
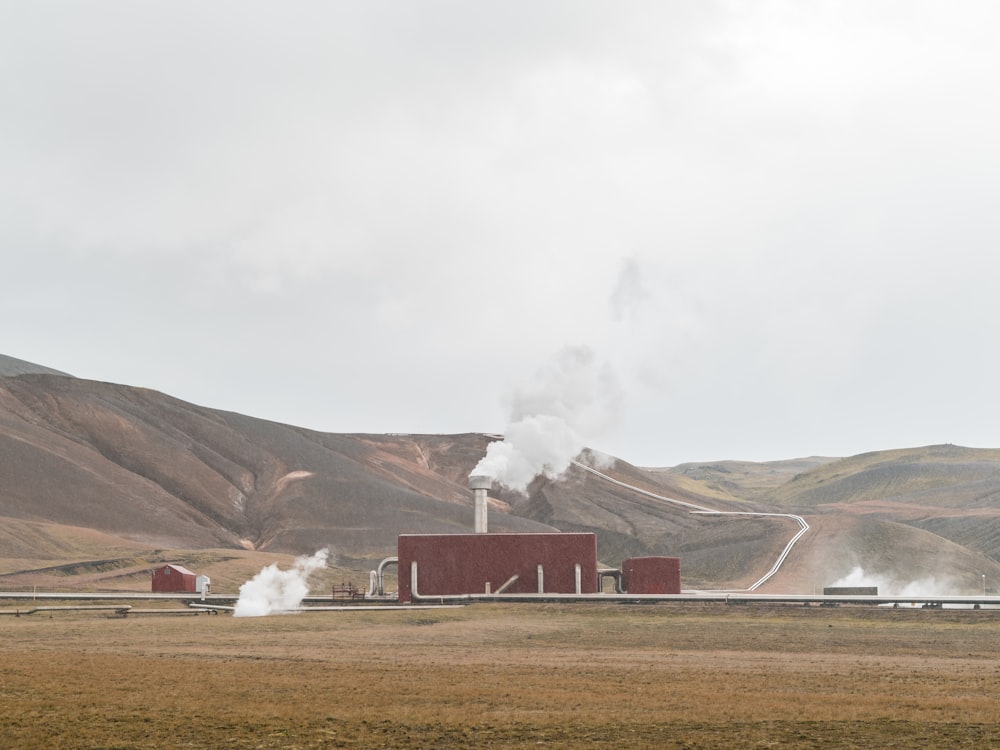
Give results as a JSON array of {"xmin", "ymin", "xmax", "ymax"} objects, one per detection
[
  {"xmin": 621, "ymin": 556, "xmax": 682, "ymax": 595},
  {"xmin": 152, "ymin": 563, "xmax": 199, "ymax": 593}
]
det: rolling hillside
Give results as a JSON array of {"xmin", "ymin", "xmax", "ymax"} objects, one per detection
[
  {"xmin": 659, "ymin": 446, "xmax": 1000, "ymax": 592},
  {"xmin": 3, "ymin": 355, "xmax": 1000, "ymax": 595}
]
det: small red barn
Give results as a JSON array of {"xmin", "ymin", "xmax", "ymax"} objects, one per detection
[{"xmin": 151, "ymin": 563, "xmax": 198, "ymax": 593}]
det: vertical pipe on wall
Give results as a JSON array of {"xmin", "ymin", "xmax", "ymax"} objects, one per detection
[
  {"xmin": 537, "ymin": 564, "xmax": 544, "ymax": 593},
  {"xmin": 575, "ymin": 563, "xmax": 582, "ymax": 595}
]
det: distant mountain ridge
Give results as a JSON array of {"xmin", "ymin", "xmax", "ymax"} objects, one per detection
[
  {"xmin": 0, "ymin": 354, "xmax": 71, "ymax": 377},
  {"xmin": 3, "ymin": 353, "xmax": 1000, "ymax": 594},
  {"xmin": 667, "ymin": 445, "xmax": 1000, "ymax": 510}
]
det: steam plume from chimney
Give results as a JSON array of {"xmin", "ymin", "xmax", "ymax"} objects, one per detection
[
  {"xmin": 471, "ymin": 346, "xmax": 621, "ymax": 492},
  {"xmin": 233, "ymin": 548, "xmax": 330, "ymax": 617}
]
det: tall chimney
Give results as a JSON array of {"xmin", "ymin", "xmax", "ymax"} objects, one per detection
[{"xmin": 469, "ymin": 475, "xmax": 492, "ymax": 533}]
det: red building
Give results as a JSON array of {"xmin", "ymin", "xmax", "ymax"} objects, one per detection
[
  {"xmin": 621, "ymin": 556, "xmax": 681, "ymax": 595},
  {"xmin": 151, "ymin": 563, "xmax": 198, "ymax": 593},
  {"xmin": 397, "ymin": 533, "xmax": 598, "ymax": 603}
]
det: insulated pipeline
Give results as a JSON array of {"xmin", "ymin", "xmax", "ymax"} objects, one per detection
[{"xmin": 571, "ymin": 460, "xmax": 810, "ymax": 592}]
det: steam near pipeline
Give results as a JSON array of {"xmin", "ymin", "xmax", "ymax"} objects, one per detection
[{"xmin": 233, "ymin": 548, "xmax": 330, "ymax": 617}]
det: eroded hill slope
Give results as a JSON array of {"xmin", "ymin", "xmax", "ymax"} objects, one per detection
[{"xmin": 0, "ymin": 373, "xmax": 554, "ymax": 566}]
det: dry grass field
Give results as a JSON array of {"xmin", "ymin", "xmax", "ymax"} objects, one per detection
[{"xmin": 2, "ymin": 602, "xmax": 1000, "ymax": 748}]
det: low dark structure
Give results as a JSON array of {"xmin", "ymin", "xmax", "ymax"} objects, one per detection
[
  {"xmin": 332, "ymin": 582, "xmax": 364, "ymax": 600},
  {"xmin": 823, "ymin": 586, "xmax": 878, "ymax": 596}
]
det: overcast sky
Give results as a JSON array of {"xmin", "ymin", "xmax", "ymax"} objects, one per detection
[{"xmin": 3, "ymin": 1, "xmax": 1000, "ymax": 467}]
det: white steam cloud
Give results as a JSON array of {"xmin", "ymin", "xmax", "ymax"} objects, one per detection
[
  {"xmin": 472, "ymin": 346, "xmax": 621, "ymax": 492},
  {"xmin": 830, "ymin": 565, "xmax": 958, "ymax": 598},
  {"xmin": 233, "ymin": 548, "xmax": 329, "ymax": 617}
]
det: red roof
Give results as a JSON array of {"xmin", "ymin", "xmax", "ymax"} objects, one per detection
[{"xmin": 159, "ymin": 564, "xmax": 196, "ymax": 576}]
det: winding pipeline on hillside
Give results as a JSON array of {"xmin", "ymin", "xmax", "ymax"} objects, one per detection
[{"xmin": 571, "ymin": 460, "xmax": 809, "ymax": 591}]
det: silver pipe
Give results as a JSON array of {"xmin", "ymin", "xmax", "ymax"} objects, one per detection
[
  {"xmin": 1, "ymin": 605, "xmax": 133, "ymax": 617},
  {"xmin": 494, "ymin": 574, "xmax": 520, "ymax": 594},
  {"xmin": 469, "ymin": 475, "xmax": 492, "ymax": 533},
  {"xmin": 373, "ymin": 556, "xmax": 398, "ymax": 597}
]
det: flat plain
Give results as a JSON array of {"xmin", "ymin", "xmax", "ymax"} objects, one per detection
[{"xmin": 2, "ymin": 602, "xmax": 999, "ymax": 748}]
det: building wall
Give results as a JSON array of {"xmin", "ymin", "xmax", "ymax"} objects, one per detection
[
  {"xmin": 621, "ymin": 556, "xmax": 681, "ymax": 595},
  {"xmin": 397, "ymin": 533, "xmax": 598, "ymax": 603},
  {"xmin": 151, "ymin": 565, "xmax": 198, "ymax": 593}
]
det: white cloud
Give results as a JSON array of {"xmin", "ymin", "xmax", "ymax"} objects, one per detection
[{"xmin": 3, "ymin": 2, "xmax": 1000, "ymax": 465}]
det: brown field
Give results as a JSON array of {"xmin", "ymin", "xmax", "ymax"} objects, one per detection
[{"xmin": 2, "ymin": 602, "xmax": 1000, "ymax": 748}]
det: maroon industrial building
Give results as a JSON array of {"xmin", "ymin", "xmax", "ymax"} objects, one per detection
[
  {"xmin": 397, "ymin": 532, "xmax": 599, "ymax": 603},
  {"xmin": 388, "ymin": 473, "xmax": 682, "ymax": 602},
  {"xmin": 151, "ymin": 563, "xmax": 198, "ymax": 593}
]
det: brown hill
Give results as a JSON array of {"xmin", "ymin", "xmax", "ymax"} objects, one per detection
[
  {"xmin": 0, "ymin": 373, "xmax": 552, "ymax": 561},
  {"xmin": 759, "ymin": 444, "xmax": 1000, "ymax": 509},
  {"xmin": 742, "ymin": 444, "xmax": 1000, "ymax": 565},
  {"xmin": 0, "ymin": 369, "xmax": 780, "ymax": 589},
  {"xmin": 4, "ymin": 360, "xmax": 1000, "ymax": 595},
  {"xmin": 657, "ymin": 446, "xmax": 1000, "ymax": 593},
  {"xmin": 662, "ymin": 456, "xmax": 840, "ymax": 502}
]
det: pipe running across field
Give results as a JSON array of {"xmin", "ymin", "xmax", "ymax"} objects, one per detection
[{"xmin": 0, "ymin": 605, "xmax": 133, "ymax": 616}]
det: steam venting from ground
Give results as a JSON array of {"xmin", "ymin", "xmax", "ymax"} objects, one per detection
[
  {"xmin": 830, "ymin": 565, "xmax": 959, "ymax": 598},
  {"xmin": 472, "ymin": 347, "xmax": 621, "ymax": 492},
  {"xmin": 233, "ymin": 548, "xmax": 329, "ymax": 617}
]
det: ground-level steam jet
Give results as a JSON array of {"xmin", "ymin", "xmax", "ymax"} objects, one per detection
[{"xmin": 233, "ymin": 548, "xmax": 329, "ymax": 617}]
